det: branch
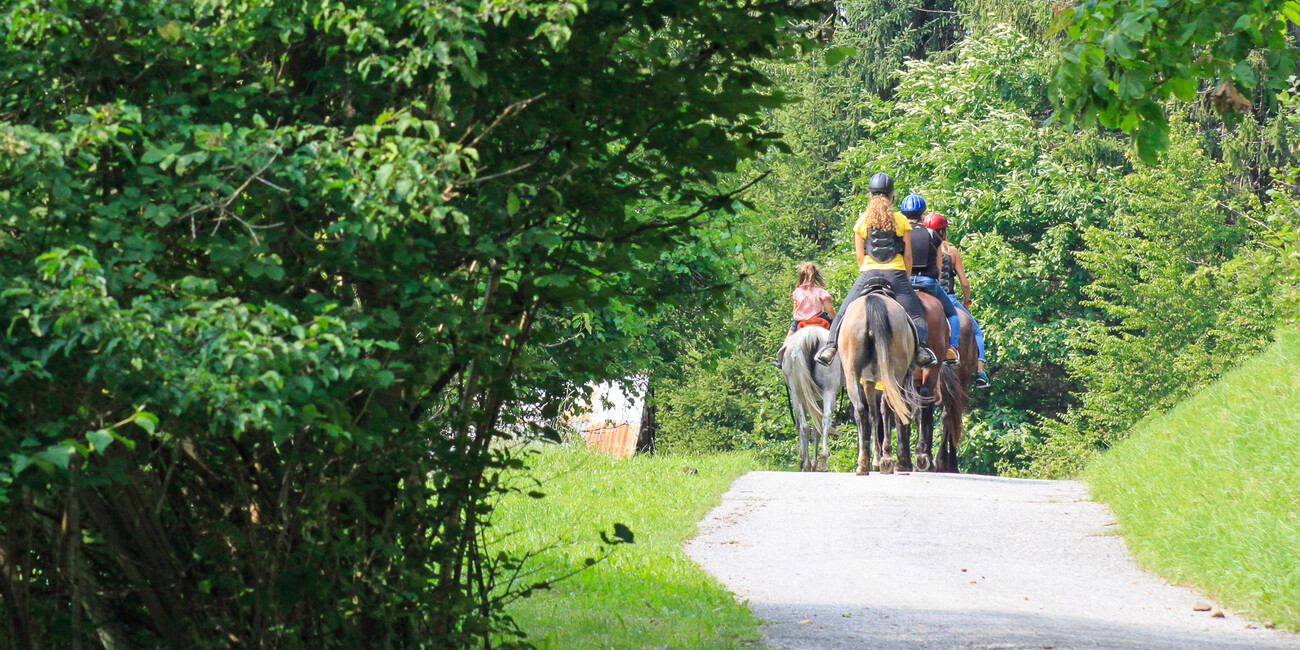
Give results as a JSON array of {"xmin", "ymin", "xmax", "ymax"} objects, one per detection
[{"xmin": 564, "ymin": 171, "xmax": 772, "ymax": 244}]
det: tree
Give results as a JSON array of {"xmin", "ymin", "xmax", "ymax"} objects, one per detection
[
  {"xmin": 1052, "ymin": 0, "xmax": 1300, "ymax": 162},
  {"xmin": 0, "ymin": 1, "xmax": 823, "ymax": 646}
]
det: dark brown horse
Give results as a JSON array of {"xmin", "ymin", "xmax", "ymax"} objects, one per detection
[
  {"xmin": 935, "ymin": 307, "xmax": 977, "ymax": 472},
  {"xmin": 895, "ymin": 292, "xmax": 948, "ymax": 472}
]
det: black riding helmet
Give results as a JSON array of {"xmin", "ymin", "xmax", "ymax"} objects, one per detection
[{"xmin": 868, "ymin": 172, "xmax": 894, "ymax": 195}]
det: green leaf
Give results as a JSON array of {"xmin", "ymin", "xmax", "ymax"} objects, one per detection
[
  {"xmin": 35, "ymin": 446, "xmax": 74, "ymax": 470},
  {"xmin": 134, "ymin": 411, "xmax": 158, "ymax": 435},
  {"xmin": 1133, "ymin": 121, "xmax": 1170, "ymax": 164},
  {"xmin": 141, "ymin": 142, "xmax": 182, "ymax": 165},
  {"xmin": 10, "ymin": 454, "xmax": 32, "ymax": 475},
  {"xmin": 536, "ymin": 274, "xmax": 572, "ymax": 288},
  {"xmin": 1164, "ymin": 75, "xmax": 1198, "ymax": 102},
  {"xmin": 1284, "ymin": 2, "xmax": 1300, "ymax": 26},
  {"xmin": 823, "ymin": 46, "xmax": 856, "ymax": 66},
  {"xmin": 507, "ymin": 191, "xmax": 521, "ymax": 217},
  {"xmin": 159, "ymin": 21, "xmax": 181, "ymax": 42},
  {"xmin": 87, "ymin": 430, "xmax": 114, "ymax": 453}
]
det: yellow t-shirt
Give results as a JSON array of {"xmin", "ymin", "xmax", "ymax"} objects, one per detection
[{"xmin": 852, "ymin": 211, "xmax": 910, "ymax": 272}]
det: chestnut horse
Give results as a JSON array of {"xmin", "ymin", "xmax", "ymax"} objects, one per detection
[
  {"xmin": 935, "ymin": 307, "xmax": 977, "ymax": 472},
  {"xmin": 895, "ymin": 292, "xmax": 948, "ymax": 472},
  {"xmin": 837, "ymin": 289, "xmax": 921, "ymax": 475}
]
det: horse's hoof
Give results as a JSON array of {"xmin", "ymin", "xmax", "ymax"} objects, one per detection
[
  {"xmin": 897, "ymin": 461, "xmax": 913, "ymax": 472},
  {"xmin": 856, "ymin": 467, "xmax": 870, "ymax": 476},
  {"xmin": 916, "ymin": 454, "xmax": 933, "ymax": 472},
  {"xmin": 879, "ymin": 458, "xmax": 895, "ymax": 474}
]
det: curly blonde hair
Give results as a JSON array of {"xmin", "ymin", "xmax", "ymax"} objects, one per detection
[{"xmin": 861, "ymin": 192, "xmax": 896, "ymax": 231}]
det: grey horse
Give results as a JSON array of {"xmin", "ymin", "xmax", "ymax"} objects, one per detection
[{"xmin": 780, "ymin": 325, "xmax": 843, "ymax": 471}]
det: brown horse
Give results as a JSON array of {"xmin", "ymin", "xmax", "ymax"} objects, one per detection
[
  {"xmin": 896, "ymin": 292, "xmax": 948, "ymax": 472},
  {"xmin": 935, "ymin": 307, "xmax": 977, "ymax": 472},
  {"xmin": 837, "ymin": 291, "xmax": 921, "ymax": 475}
]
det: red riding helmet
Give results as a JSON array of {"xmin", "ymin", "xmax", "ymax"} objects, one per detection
[{"xmin": 922, "ymin": 211, "xmax": 948, "ymax": 230}]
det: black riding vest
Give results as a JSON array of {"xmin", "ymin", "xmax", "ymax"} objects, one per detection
[
  {"xmin": 909, "ymin": 223, "xmax": 941, "ymax": 279},
  {"xmin": 867, "ymin": 226, "xmax": 905, "ymax": 264},
  {"xmin": 940, "ymin": 252, "xmax": 955, "ymax": 295}
]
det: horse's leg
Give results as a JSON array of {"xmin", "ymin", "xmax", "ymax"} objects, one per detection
[
  {"xmin": 896, "ymin": 409, "xmax": 913, "ymax": 472},
  {"xmin": 870, "ymin": 393, "xmax": 884, "ymax": 471},
  {"xmin": 795, "ymin": 404, "xmax": 812, "ymax": 472},
  {"xmin": 939, "ymin": 415, "xmax": 960, "ymax": 473},
  {"xmin": 853, "ymin": 386, "xmax": 871, "ymax": 475},
  {"xmin": 915, "ymin": 404, "xmax": 934, "ymax": 472},
  {"xmin": 817, "ymin": 387, "xmax": 834, "ymax": 472},
  {"xmin": 875, "ymin": 397, "xmax": 895, "ymax": 474}
]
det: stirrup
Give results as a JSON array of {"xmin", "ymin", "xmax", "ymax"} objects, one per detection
[
  {"xmin": 973, "ymin": 371, "xmax": 991, "ymax": 388},
  {"xmin": 915, "ymin": 346, "xmax": 938, "ymax": 368},
  {"xmin": 814, "ymin": 345, "xmax": 836, "ymax": 366},
  {"xmin": 944, "ymin": 346, "xmax": 960, "ymax": 366}
]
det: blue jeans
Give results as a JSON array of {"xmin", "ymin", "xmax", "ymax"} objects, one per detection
[
  {"xmin": 947, "ymin": 293, "xmax": 986, "ymax": 362},
  {"xmin": 910, "ymin": 276, "xmax": 960, "ymax": 349}
]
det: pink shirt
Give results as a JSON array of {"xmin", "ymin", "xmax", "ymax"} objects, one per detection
[{"xmin": 792, "ymin": 285, "xmax": 832, "ymax": 321}]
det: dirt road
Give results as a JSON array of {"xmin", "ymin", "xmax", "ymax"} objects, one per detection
[{"xmin": 685, "ymin": 471, "xmax": 1300, "ymax": 649}]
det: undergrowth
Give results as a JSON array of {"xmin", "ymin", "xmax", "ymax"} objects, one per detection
[{"xmin": 1087, "ymin": 327, "xmax": 1300, "ymax": 631}]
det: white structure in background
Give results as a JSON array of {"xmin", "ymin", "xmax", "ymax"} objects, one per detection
[{"xmin": 570, "ymin": 376, "xmax": 647, "ymax": 457}]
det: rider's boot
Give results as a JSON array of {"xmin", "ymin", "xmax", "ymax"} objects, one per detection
[
  {"xmin": 915, "ymin": 346, "xmax": 938, "ymax": 368},
  {"xmin": 973, "ymin": 370, "xmax": 991, "ymax": 388},
  {"xmin": 814, "ymin": 344, "xmax": 836, "ymax": 366},
  {"xmin": 944, "ymin": 345, "xmax": 960, "ymax": 366}
]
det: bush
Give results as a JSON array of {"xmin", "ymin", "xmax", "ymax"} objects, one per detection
[{"xmin": 0, "ymin": 1, "xmax": 823, "ymax": 646}]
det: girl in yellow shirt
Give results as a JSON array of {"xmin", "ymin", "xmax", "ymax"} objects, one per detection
[{"xmin": 815, "ymin": 172, "xmax": 938, "ymax": 368}]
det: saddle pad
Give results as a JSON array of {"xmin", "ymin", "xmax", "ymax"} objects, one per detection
[{"xmin": 797, "ymin": 317, "xmax": 830, "ymax": 330}]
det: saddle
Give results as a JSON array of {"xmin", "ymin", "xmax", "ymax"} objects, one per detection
[
  {"xmin": 797, "ymin": 316, "xmax": 830, "ymax": 330},
  {"xmin": 862, "ymin": 277, "xmax": 895, "ymax": 298}
]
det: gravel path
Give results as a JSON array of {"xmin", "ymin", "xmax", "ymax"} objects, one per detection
[{"xmin": 685, "ymin": 471, "xmax": 1300, "ymax": 650}]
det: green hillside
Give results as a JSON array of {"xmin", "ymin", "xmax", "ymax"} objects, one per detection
[{"xmin": 1087, "ymin": 328, "xmax": 1300, "ymax": 630}]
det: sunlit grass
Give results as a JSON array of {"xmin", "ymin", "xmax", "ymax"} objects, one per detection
[
  {"xmin": 1087, "ymin": 327, "xmax": 1300, "ymax": 630},
  {"xmin": 490, "ymin": 445, "xmax": 759, "ymax": 648}
]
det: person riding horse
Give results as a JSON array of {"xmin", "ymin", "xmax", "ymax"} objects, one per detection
[
  {"xmin": 925, "ymin": 211, "xmax": 991, "ymax": 388},
  {"xmin": 816, "ymin": 172, "xmax": 938, "ymax": 368},
  {"xmin": 900, "ymin": 193, "xmax": 961, "ymax": 366}
]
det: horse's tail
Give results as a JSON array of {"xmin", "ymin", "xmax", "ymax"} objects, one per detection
[
  {"xmin": 865, "ymin": 295, "xmax": 914, "ymax": 424},
  {"xmin": 786, "ymin": 327, "xmax": 828, "ymax": 427},
  {"xmin": 939, "ymin": 360, "xmax": 967, "ymax": 456}
]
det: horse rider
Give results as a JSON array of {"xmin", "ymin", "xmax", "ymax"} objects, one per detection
[
  {"xmin": 899, "ymin": 192, "xmax": 961, "ymax": 366},
  {"xmin": 925, "ymin": 211, "xmax": 991, "ymax": 388},
  {"xmin": 815, "ymin": 172, "xmax": 939, "ymax": 368}
]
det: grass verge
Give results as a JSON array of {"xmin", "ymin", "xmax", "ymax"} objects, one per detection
[
  {"xmin": 490, "ymin": 445, "xmax": 759, "ymax": 648},
  {"xmin": 1086, "ymin": 327, "xmax": 1300, "ymax": 631}
]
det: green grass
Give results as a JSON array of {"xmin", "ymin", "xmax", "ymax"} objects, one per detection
[
  {"xmin": 490, "ymin": 445, "xmax": 760, "ymax": 649},
  {"xmin": 1087, "ymin": 327, "xmax": 1300, "ymax": 631}
]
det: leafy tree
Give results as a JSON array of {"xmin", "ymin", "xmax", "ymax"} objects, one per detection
[
  {"xmin": 1052, "ymin": 0, "xmax": 1300, "ymax": 162},
  {"xmin": 839, "ymin": 25, "xmax": 1116, "ymax": 467},
  {"xmin": 652, "ymin": 0, "xmax": 970, "ymax": 461},
  {"xmin": 0, "ymin": 0, "xmax": 823, "ymax": 646},
  {"xmin": 1031, "ymin": 116, "xmax": 1279, "ymax": 476}
]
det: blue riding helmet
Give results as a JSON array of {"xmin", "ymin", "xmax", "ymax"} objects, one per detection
[{"xmin": 900, "ymin": 193, "xmax": 926, "ymax": 214}]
